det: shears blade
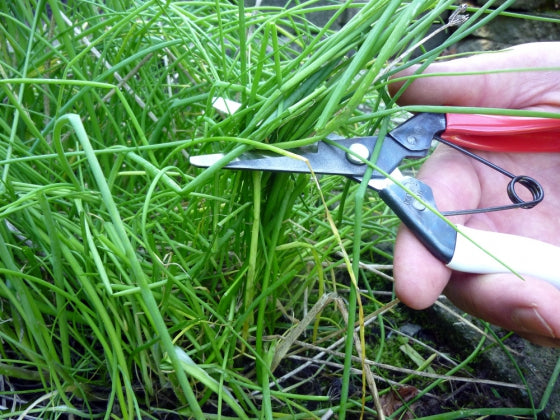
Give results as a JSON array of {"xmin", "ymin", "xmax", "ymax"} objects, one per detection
[{"xmin": 190, "ymin": 137, "xmax": 384, "ymax": 176}]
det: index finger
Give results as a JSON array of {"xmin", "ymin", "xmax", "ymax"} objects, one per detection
[
  {"xmin": 389, "ymin": 42, "xmax": 560, "ymax": 111},
  {"xmin": 393, "ymin": 144, "xmax": 481, "ymax": 309}
]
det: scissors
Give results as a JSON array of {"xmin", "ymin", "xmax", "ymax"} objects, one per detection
[{"xmin": 190, "ymin": 112, "xmax": 560, "ymax": 289}]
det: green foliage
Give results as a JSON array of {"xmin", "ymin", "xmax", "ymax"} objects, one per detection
[{"xmin": 1, "ymin": 0, "xmax": 558, "ymax": 418}]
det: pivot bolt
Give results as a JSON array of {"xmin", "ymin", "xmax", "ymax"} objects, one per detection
[{"xmin": 346, "ymin": 143, "xmax": 370, "ymax": 165}]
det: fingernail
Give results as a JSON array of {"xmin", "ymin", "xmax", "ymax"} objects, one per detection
[{"xmin": 512, "ymin": 306, "xmax": 556, "ymax": 338}]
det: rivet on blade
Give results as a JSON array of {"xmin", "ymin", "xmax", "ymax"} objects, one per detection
[{"xmin": 346, "ymin": 143, "xmax": 370, "ymax": 165}]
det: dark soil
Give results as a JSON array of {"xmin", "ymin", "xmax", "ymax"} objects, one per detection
[{"xmin": 407, "ymin": 301, "xmax": 560, "ymax": 418}]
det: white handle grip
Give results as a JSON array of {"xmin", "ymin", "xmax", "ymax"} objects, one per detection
[{"xmin": 447, "ymin": 225, "xmax": 560, "ymax": 289}]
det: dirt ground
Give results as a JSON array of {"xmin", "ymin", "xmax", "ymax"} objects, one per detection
[{"xmin": 422, "ymin": 300, "xmax": 560, "ymax": 418}]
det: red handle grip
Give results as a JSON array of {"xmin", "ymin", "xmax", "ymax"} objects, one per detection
[{"xmin": 441, "ymin": 113, "xmax": 560, "ymax": 152}]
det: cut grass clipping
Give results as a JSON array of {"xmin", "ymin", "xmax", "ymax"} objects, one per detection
[{"xmin": 1, "ymin": 0, "xmax": 559, "ymax": 419}]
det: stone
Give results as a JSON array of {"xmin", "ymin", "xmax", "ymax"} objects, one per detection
[
  {"xmin": 246, "ymin": 0, "xmax": 359, "ymax": 29},
  {"xmin": 456, "ymin": 14, "xmax": 560, "ymax": 52},
  {"xmin": 473, "ymin": 0, "xmax": 558, "ymax": 11}
]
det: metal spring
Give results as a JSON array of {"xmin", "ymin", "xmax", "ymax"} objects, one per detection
[{"xmin": 434, "ymin": 135, "xmax": 545, "ymax": 216}]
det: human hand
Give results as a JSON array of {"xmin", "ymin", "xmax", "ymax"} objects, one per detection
[{"xmin": 388, "ymin": 42, "xmax": 560, "ymax": 346}]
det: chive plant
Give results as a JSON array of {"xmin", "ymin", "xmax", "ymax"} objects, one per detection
[{"xmin": 1, "ymin": 0, "xmax": 558, "ymax": 418}]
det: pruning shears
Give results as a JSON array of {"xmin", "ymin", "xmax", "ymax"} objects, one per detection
[{"xmin": 190, "ymin": 112, "xmax": 560, "ymax": 289}]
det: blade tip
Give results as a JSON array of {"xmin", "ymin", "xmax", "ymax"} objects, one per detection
[{"xmin": 189, "ymin": 154, "xmax": 224, "ymax": 168}]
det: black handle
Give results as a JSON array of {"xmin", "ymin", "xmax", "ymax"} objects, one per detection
[{"xmin": 378, "ymin": 177, "xmax": 457, "ymax": 263}]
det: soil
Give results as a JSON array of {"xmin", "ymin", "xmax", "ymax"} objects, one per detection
[{"xmin": 410, "ymin": 301, "xmax": 560, "ymax": 418}]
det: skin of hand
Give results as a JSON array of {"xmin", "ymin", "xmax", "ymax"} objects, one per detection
[{"xmin": 388, "ymin": 42, "xmax": 560, "ymax": 347}]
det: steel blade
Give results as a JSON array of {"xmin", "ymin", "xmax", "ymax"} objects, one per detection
[
  {"xmin": 190, "ymin": 138, "xmax": 377, "ymax": 176},
  {"xmin": 189, "ymin": 134, "xmax": 425, "ymax": 178}
]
